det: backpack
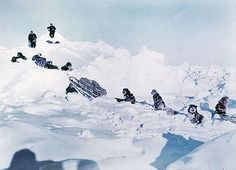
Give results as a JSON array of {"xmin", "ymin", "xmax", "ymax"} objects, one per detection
[{"xmin": 67, "ymin": 76, "xmax": 107, "ymax": 100}]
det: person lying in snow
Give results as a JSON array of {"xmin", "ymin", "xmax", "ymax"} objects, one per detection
[
  {"xmin": 11, "ymin": 52, "xmax": 27, "ymax": 63},
  {"xmin": 32, "ymin": 53, "xmax": 58, "ymax": 69},
  {"xmin": 151, "ymin": 89, "xmax": 166, "ymax": 110},
  {"xmin": 213, "ymin": 96, "xmax": 230, "ymax": 119},
  {"xmin": 187, "ymin": 104, "xmax": 204, "ymax": 124},
  {"xmin": 116, "ymin": 88, "xmax": 136, "ymax": 104},
  {"xmin": 61, "ymin": 62, "xmax": 73, "ymax": 71}
]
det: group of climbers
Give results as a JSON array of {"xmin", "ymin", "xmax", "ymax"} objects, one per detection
[
  {"xmin": 116, "ymin": 87, "xmax": 230, "ymax": 125},
  {"xmin": 11, "ymin": 52, "xmax": 73, "ymax": 71},
  {"xmin": 28, "ymin": 23, "xmax": 56, "ymax": 48},
  {"xmin": 11, "ymin": 50, "xmax": 230, "ymax": 125},
  {"xmin": 16, "ymin": 23, "xmax": 233, "ymax": 125},
  {"xmin": 21, "ymin": 23, "xmax": 74, "ymax": 70}
]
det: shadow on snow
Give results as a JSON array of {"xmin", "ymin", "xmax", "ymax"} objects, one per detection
[
  {"xmin": 5, "ymin": 149, "xmax": 99, "ymax": 170},
  {"xmin": 229, "ymin": 99, "xmax": 236, "ymax": 109},
  {"xmin": 151, "ymin": 133, "xmax": 203, "ymax": 170}
]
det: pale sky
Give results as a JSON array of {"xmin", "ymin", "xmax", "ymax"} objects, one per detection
[{"xmin": 0, "ymin": 0, "xmax": 235, "ymax": 66}]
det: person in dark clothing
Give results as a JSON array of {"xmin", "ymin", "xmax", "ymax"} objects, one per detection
[
  {"xmin": 61, "ymin": 62, "xmax": 73, "ymax": 71},
  {"xmin": 213, "ymin": 96, "xmax": 229, "ymax": 119},
  {"xmin": 11, "ymin": 57, "xmax": 18, "ymax": 63},
  {"xmin": 151, "ymin": 89, "xmax": 166, "ymax": 110},
  {"xmin": 32, "ymin": 53, "xmax": 46, "ymax": 67},
  {"xmin": 187, "ymin": 104, "xmax": 204, "ymax": 124},
  {"xmin": 47, "ymin": 23, "xmax": 56, "ymax": 38},
  {"xmin": 32, "ymin": 53, "xmax": 58, "ymax": 69},
  {"xmin": 11, "ymin": 52, "xmax": 27, "ymax": 63},
  {"xmin": 45, "ymin": 61, "xmax": 59, "ymax": 69},
  {"xmin": 28, "ymin": 31, "xmax": 37, "ymax": 48},
  {"xmin": 116, "ymin": 88, "xmax": 135, "ymax": 104},
  {"xmin": 122, "ymin": 88, "xmax": 136, "ymax": 104}
]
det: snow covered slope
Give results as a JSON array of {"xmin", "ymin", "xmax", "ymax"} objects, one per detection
[
  {"xmin": 167, "ymin": 130, "xmax": 236, "ymax": 170},
  {"xmin": 0, "ymin": 33, "xmax": 236, "ymax": 170}
]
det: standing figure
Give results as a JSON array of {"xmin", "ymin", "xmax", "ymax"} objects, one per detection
[
  {"xmin": 187, "ymin": 104, "xmax": 204, "ymax": 124},
  {"xmin": 213, "ymin": 96, "xmax": 230, "ymax": 119},
  {"xmin": 47, "ymin": 23, "xmax": 56, "ymax": 38},
  {"xmin": 28, "ymin": 31, "xmax": 37, "ymax": 48},
  {"xmin": 151, "ymin": 89, "xmax": 166, "ymax": 110}
]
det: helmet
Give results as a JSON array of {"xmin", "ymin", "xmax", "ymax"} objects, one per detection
[
  {"xmin": 151, "ymin": 89, "xmax": 158, "ymax": 95},
  {"xmin": 220, "ymin": 96, "xmax": 229, "ymax": 105},
  {"xmin": 188, "ymin": 104, "xmax": 197, "ymax": 113},
  {"xmin": 189, "ymin": 104, "xmax": 197, "ymax": 108},
  {"xmin": 122, "ymin": 88, "xmax": 129, "ymax": 94},
  {"xmin": 66, "ymin": 62, "xmax": 72, "ymax": 67},
  {"xmin": 17, "ymin": 52, "xmax": 22, "ymax": 57}
]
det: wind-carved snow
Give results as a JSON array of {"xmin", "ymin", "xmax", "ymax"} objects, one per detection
[
  {"xmin": 0, "ymin": 33, "xmax": 236, "ymax": 170},
  {"xmin": 152, "ymin": 133, "xmax": 203, "ymax": 170},
  {"xmin": 167, "ymin": 130, "xmax": 236, "ymax": 170}
]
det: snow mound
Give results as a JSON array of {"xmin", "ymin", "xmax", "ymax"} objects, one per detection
[
  {"xmin": 38, "ymin": 32, "xmax": 69, "ymax": 44},
  {"xmin": 167, "ymin": 130, "xmax": 236, "ymax": 170}
]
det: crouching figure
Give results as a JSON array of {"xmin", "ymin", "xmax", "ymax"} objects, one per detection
[
  {"xmin": 151, "ymin": 89, "xmax": 166, "ymax": 110},
  {"xmin": 187, "ymin": 104, "xmax": 204, "ymax": 124}
]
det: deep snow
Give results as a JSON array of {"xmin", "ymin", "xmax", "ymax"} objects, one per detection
[{"xmin": 0, "ymin": 33, "xmax": 236, "ymax": 170}]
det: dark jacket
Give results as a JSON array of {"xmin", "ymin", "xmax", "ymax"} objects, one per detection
[
  {"xmin": 32, "ymin": 55, "xmax": 58, "ymax": 69},
  {"xmin": 11, "ymin": 57, "xmax": 18, "ymax": 63},
  {"xmin": 28, "ymin": 33, "xmax": 37, "ymax": 42},
  {"xmin": 32, "ymin": 55, "xmax": 47, "ymax": 67},
  {"xmin": 61, "ymin": 65, "xmax": 72, "ymax": 71},
  {"xmin": 123, "ymin": 92, "xmax": 135, "ymax": 104},
  {"xmin": 61, "ymin": 65, "xmax": 69, "ymax": 71},
  {"xmin": 153, "ymin": 93, "xmax": 166, "ymax": 110},
  {"xmin": 47, "ymin": 25, "xmax": 56, "ymax": 33},
  {"xmin": 193, "ymin": 112, "xmax": 204, "ymax": 124},
  {"xmin": 215, "ymin": 102, "xmax": 226, "ymax": 115},
  {"xmin": 187, "ymin": 110, "xmax": 204, "ymax": 124}
]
